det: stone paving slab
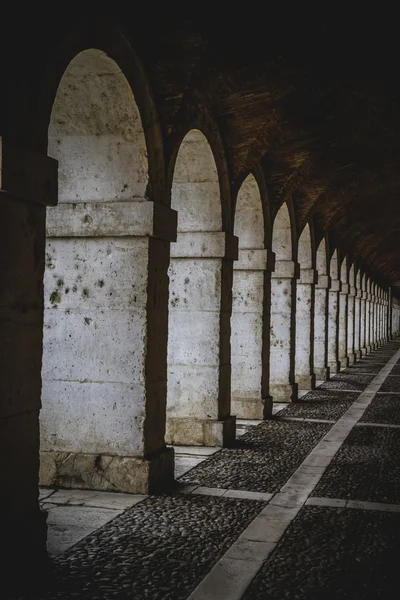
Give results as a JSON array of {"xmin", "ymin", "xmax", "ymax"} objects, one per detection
[
  {"xmin": 312, "ymin": 426, "xmax": 400, "ymax": 503},
  {"xmin": 40, "ymin": 488, "xmax": 146, "ymax": 510},
  {"xmin": 179, "ymin": 420, "xmax": 330, "ymax": 493},
  {"xmin": 18, "ymin": 495, "xmax": 264, "ymax": 600},
  {"xmin": 243, "ymin": 505, "xmax": 400, "ymax": 600},
  {"xmin": 275, "ymin": 390, "xmax": 358, "ymax": 421},
  {"xmin": 42, "ymin": 504, "xmax": 124, "ymax": 556},
  {"xmin": 360, "ymin": 393, "xmax": 400, "ymax": 425}
]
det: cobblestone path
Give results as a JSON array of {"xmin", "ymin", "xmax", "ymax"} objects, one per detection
[{"xmin": 10, "ymin": 340, "xmax": 400, "ymax": 600}]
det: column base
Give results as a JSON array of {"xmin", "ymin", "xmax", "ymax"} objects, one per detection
[
  {"xmin": 365, "ymin": 346, "xmax": 372, "ymax": 355},
  {"xmin": 40, "ymin": 446, "xmax": 174, "ymax": 494},
  {"xmin": 314, "ymin": 366, "xmax": 330, "ymax": 384},
  {"xmin": 347, "ymin": 353, "xmax": 356, "ymax": 364},
  {"xmin": 339, "ymin": 357, "xmax": 350, "ymax": 369},
  {"xmin": 231, "ymin": 396, "xmax": 273, "ymax": 420},
  {"xmin": 355, "ymin": 350, "xmax": 363, "ymax": 359},
  {"xmin": 3, "ymin": 508, "xmax": 51, "ymax": 596},
  {"xmin": 328, "ymin": 361, "xmax": 341, "ymax": 375},
  {"xmin": 166, "ymin": 416, "xmax": 236, "ymax": 447},
  {"xmin": 296, "ymin": 373, "xmax": 316, "ymax": 392},
  {"xmin": 270, "ymin": 383, "xmax": 298, "ymax": 403},
  {"xmin": 361, "ymin": 347, "xmax": 368, "ymax": 356}
]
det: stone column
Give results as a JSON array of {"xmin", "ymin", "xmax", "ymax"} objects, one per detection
[
  {"xmin": 41, "ymin": 201, "xmax": 177, "ymax": 493},
  {"xmin": 327, "ymin": 278, "xmax": 341, "ymax": 374},
  {"xmin": 347, "ymin": 284, "xmax": 356, "ymax": 364},
  {"xmin": 360, "ymin": 285, "xmax": 367, "ymax": 356},
  {"xmin": 295, "ymin": 267, "xmax": 317, "ymax": 391},
  {"xmin": 270, "ymin": 260, "xmax": 299, "ymax": 402},
  {"xmin": 231, "ymin": 249, "xmax": 275, "ymax": 419},
  {"xmin": 167, "ymin": 232, "xmax": 237, "ymax": 446},
  {"xmin": 314, "ymin": 274, "xmax": 331, "ymax": 383},
  {"xmin": 377, "ymin": 292, "xmax": 382, "ymax": 345},
  {"xmin": 379, "ymin": 292, "xmax": 385, "ymax": 344},
  {"xmin": 338, "ymin": 282, "xmax": 349, "ymax": 369},
  {"xmin": 374, "ymin": 291, "xmax": 379, "ymax": 347},
  {"xmin": 354, "ymin": 287, "xmax": 362, "ymax": 359},
  {"xmin": 383, "ymin": 293, "xmax": 388, "ymax": 343},
  {"xmin": 365, "ymin": 283, "xmax": 371, "ymax": 354},
  {"xmin": 0, "ymin": 139, "xmax": 56, "ymax": 590}
]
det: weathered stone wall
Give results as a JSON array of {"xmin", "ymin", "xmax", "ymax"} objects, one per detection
[
  {"xmin": 231, "ymin": 175, "xmax": 271, "ymax": 418},
  {"xmin": 295, "ymin": 224, "xmax": 316, "ymax": 391},
  {"xmin": 269, "ymin": 204, "xmax": 298, "ymax": 403},
  {"xmin": 40, "ymin": 49, "xmax": 174, "ymax": 493},
  {"xmin": 167, "ymin": 130, "xmax": 236, "ymax": 446}
]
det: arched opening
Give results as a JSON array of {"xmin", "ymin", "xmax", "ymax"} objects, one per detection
[
  {"xmin": 338, "ymin": 257, "xmax": 349, "ymax": 368},
  {"xmin": 166, "ymin": 130, "xmax": 235, "ymax": 446},
  {"xmin": 314, "ymin": 238, "xmax": 330, "ymax": 383},
  {"xmin": 231, "ymin": 174, "xmax": 267, "ymax": 418},
  {"xmin": 269, "ymin": 203, "xmax": 297, "ymax": 402},
  {"xmin": 354, "ymin": 269, "xmax": 362, "ymax": 357},
  {"xmin": 360, "ymin": 273, "xmax": 367, "ymax": 355},
  {"xmin": 327, "ymin": 249, "xmax": 341, "ymax": 374},
  {"xmin": 40, "ymin": 49, "xmax": 155, "ymax": 491},
  {"xmin": 365, "ymin": 277, "xmax": 372, "ymax": 352},
  {"xmin": 347, "ymin": 264, "xmax": 356, "ymax": 363},
  {"xmin": 295, "ymin": 223, "xmax": 316, "ymax": 391}
]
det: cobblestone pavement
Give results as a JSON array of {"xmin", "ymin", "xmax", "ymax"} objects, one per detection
[
  {"xmin": 312, "ymin": 425, "xmax": 400, "ymax": 503},
  {"xmin": 9, "ymin": 340, "xmax": 400, "ymax": 600},
  {"xmin": 179, "ymin": 420, "xmax": 330, "ymax": 492},
  {"xmin": 275, "ymin": 390, "xmax": 358, "ymax": 421},
  {"xmin": 243, "ymin": 506, "xmax": 400, "ymax": 600},
  {"xmin": 361, "ymin": 393, "xmax": 400, "ymax": 424}
]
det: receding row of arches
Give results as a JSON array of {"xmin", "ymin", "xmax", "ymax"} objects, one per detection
[{"xmin": 38, "ymin": 48, "xmax": 395, "ymax": 494}]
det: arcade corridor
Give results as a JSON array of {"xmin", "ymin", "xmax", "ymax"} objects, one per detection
[
  {"xmin": 3, "ymin": 12, "xmax": 400, "ymax": 600},
  {"xmin": 9, "ymin": 339, "xmax": 400, "ymax": 599}
]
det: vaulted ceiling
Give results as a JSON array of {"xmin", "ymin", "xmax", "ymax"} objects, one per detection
[{"xmin": 3, "ymin": 10, "xmax": 400, "ymax": 291}]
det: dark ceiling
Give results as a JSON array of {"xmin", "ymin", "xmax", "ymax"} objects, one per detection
[{"xmin": 2, "ymin": 10, "xmax": 400, "ymax": 291}]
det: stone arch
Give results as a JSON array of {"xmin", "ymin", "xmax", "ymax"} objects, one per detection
[
  {"xmin": 166, "ymin": 107, "xmax": 232, "ymax": 231},
  {"xmin": 269, "ymin": 202, "xmax": 298, "ymax": 403},
  {"xmin": 338, "ymin": 256, "xmax": 350, "ymax": 368},
  {"xmin": 295, "ymin": 223, "xmax": 316, "ymax": 390},
  {"xmin": 316, "ymin": 237, "xmax": 328, "ymax": 276},
  {"xmin": 314, "ymin": 238, "xmax": 330, "ymax": 382},
  {"xmin": 272, "ymin": 202, "xmax": 294, "ymax": 261},
  {"xmin": 171, "ymin": 129, "xmax": 222, "ymax": 233},
  {"xmin": 31, "ymin": 19, "xmax": 166, "ymax": 201},
  {"xmin": 231, "ymin": 174, "xmax": 269, "ymax": 418},
  {"xmin": 327, "ymin": 249, "xmax": 341, "ymax": 373},
  {"xmin": 166, "ymin": 129, "xmax": 236, "ymax": 447},
  {"xmin": 40, "ymin": 48, "xmax": 174, "ymax": 493}
]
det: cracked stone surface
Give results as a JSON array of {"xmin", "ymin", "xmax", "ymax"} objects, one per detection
[
  {"xmin": 243, "ymin": 505, "xmax": 400, "ymax": 600},
  {"xmin": 275, "ymin": 390, "xmax": 358, "ymax": 421},
  {"xmin": 361, "ymin": 394, "xmax": 400, "ymax": 425},
  {"xmin": 179, "ymin": 421, "xmax": 330, "ymax": 492},
  {"xmin": 312, "ymin": 426, "xmax": 400, "ymax": 503}
]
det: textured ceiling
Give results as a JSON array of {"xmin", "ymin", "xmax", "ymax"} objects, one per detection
[{"xmin": 2, "ymin": 11, "xmax": 400, "ymax": 290}]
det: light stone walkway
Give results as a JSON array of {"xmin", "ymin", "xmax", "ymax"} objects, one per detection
[{"xmin": 39, "ymin": 489, "xmax": 147, "ymax": 555}]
